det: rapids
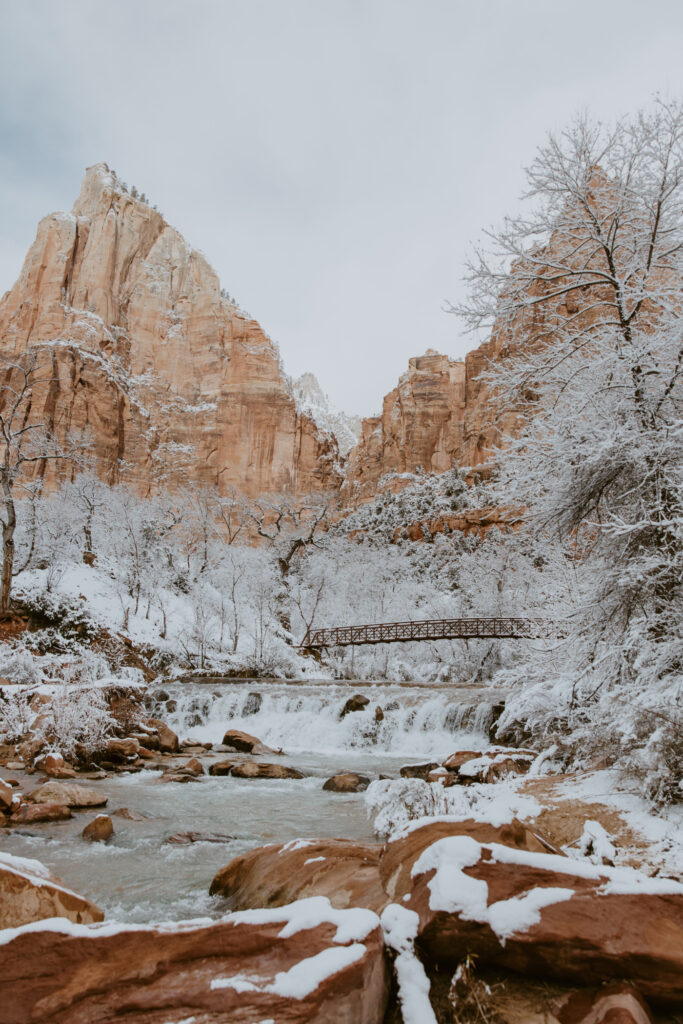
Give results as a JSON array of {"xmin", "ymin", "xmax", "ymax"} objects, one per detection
[{"xmin": 2, "ymin": 679, "xmax": 500, "ymax": 922}]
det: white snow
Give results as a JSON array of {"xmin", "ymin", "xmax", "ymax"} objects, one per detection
[
  {"xmin": 279, "ymin": 839, "xmax": 315, "ymax": 854},
  {"xmin": 304, "ymin": 857, "xmax": 326, "ymax": 865},
  {"xmin": 578, "ymin": 819, "xmax": 617, "ymax": 865},
  {"xmin": 229, "ymin": 897, "xmax": 379, "ymax": 945},
  {"xmin": 368, "ymin": 776, "xmax": 542, "ymax": 839},
  {"xmin": 410, "ymin": 835, "xmax": 683, "ymax": 945},
  {"xmin": 381, "ymin": 903, "xmax": 437, "ymax": 1024},
  {"xmin": 211, "ymin": 943, "xmax": 366, "ymax": 999},
  {"xmin": 291, "ymin": 372, "xmax": 361, "ymax": 455}
]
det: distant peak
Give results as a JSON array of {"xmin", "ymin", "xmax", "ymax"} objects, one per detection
[{"xmin": 72, "ymin": 163, "xmax": 159, "ymax": 219}]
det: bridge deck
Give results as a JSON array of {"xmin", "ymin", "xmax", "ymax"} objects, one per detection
[{"xmin": 301, "ymin": 617, "xmax": 556, "ymax": 648}]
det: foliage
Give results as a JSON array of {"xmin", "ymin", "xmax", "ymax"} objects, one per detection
[{"xmin": 455, "ymin": 98, "xmax": 683, "ymax": 802}]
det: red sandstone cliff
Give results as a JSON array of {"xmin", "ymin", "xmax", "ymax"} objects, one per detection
[
  {"xmin": 344, "ymin": 350, "xmax": 467, "ymax": 498},
  {"xmin": 0, "ymin": 164, "xmax": 341, "ymax": 497}
]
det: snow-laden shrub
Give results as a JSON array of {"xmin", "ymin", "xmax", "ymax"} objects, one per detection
[
  {"xmin": 365, "ymin": 777, "xmax": 542, "ymax": 838},
  {"xmin": 59, "ymin": 648, "xmax": 110, "ymax": 686},
  {"xmin": 0, "ymin": 690, "xmax": 35, "ymax": 743},
  {"xmin": 0, "ymin": 647, "xmax": 42, "ymax": 685},
  {"xmin": 37, "ymin": 687, "xmax": 114, "ymax": 760}
]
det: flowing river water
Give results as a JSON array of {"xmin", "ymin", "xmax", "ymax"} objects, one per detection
[{"xmin": 2, "ymin": 679, "xmax": 500, "ymax": 923}]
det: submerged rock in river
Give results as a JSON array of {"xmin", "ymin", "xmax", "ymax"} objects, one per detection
[
  {"xmin": 82, "ymin": 814, "xmax": 114, "ymax": 843},
  {"xmin": 10, "ymin": 803, "xmax": 72, "ymax": 824},
  {"xmin": 340, "ymin": 694, "xmax": 370, "ymax": 718},
  {"xmin": 231, "ymin": 762, "xmax": 305, "ymax": 780},
  {"xmin": 323, "ymin": 772, "xmax": 370, "ymax": 793},
  {"xmin": 165, "ymin": 831, "xmax": 233, "ymax": 845}
]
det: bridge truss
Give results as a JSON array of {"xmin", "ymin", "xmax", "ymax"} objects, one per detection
[{"xmin": 301, "ymin": 617, "xmax": 558, "ymax": 649}]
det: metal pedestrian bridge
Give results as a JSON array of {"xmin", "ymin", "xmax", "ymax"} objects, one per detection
[{"xmin": 300, "ymin": 617, "xmax": 557, "ymax": 649}]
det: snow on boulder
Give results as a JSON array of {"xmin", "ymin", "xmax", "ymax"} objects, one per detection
[
  {"xmin": 404, "ymin": 834, "xmax": 683, "ymax": 1003},
  {"xmin": 0, "ymin": 896, "xmax": 388, "ymax": 1024},
  {"xmin": 380, "ymin": 819, "xmax": 559, "ymax": 903},
  {"xmin": 0, "ymin": 851, "xmax": 104, "ymax": 929},
  {"xmin": 210, "ymin": 838, "xmax": 386, "ymax": 913},
  {"xmin": 143, "ymin": 718, "xmax": 179, "ymax": 753}
]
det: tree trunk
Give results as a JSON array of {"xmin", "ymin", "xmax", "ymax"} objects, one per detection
[{"xmin": 1, "ymin": 483, "xmax": 16, "ymax": 614}]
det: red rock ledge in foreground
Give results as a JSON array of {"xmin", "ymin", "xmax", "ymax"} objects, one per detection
[
  {"xmin": 0, "ymin": 895, "xmax": 388, "ymax": 1024},
  {"xmin": 402, "ymin": 835, "xmax": 683, "ymax": 1004}
]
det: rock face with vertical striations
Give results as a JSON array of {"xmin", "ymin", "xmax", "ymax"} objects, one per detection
[
  {"xmin": 0, "ymin": 163, "xmax": 342, "ymax": 497},
  {"xmin": 344, "ymin": 350, "xmax": 467, "ymax": 498}
]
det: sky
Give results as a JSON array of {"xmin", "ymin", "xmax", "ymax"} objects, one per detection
[{"xmin": 1, "ymin": 1, "xmax": 682, "ymax": 417}]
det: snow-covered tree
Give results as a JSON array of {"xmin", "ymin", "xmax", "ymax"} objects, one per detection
[
  {"xmin": 0, "ymin": 353, "xmax": 79, "ymax": 611},
  {"xmin": 455, "ymin": 98, "xmax": 683, "ymax": 800}
]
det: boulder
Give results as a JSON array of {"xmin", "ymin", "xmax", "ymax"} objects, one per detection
[
  {"xmin": 208, "ymin": 759, "xmax": 235, "ymax": 776},
  {"xmin": 130, "ymin": 731, "xmax": 160, "ymax": 750},
  {"xmin": 0, "ymin": 851, "xmax": 103, "ymax": 928},
  {"xmin": 82, "ymin": 815, "xmax": 114, "ymax": 842},
  {"xmin": 0, "ymin": 779, "xmax": 14, "ymax": 810},
  {"xmin": 10, "ymin": 803, "xmax": 72, "ymax": 824},
  {"xmin": 340, "ymin": 694, "xmax": 370, "ymax": 718},
  {"xmin": 243, "ymin": 691, "xmax": 262, "ymax": 715},
  {"xmin": 555, "ymin": 983, "xmax": 654, "ymax": 1024},
  {"xmin": 158, "ymin": 768, "xmax": 201, "ymax": 784},
  {"xmin": 184, "ymin": 757, "xmax": 204, "ymax": 776},
  {"xmin": 399, "ymin": 762, "xmax": 440, "ymax": 780},
  {"xmin": 43, "ymin": 754, "xmax": 78, "ymax": 779},
  {"xmin": 323, "ymin": 772, "xmax": 370, "ymax": 793},
  {"xmin": 402, "ymin": 833, "xmax": 683, "ymax": 1002},
  {"xmin": 144, "ymin": 718, "xmax": 179, "ymax": 753},
  {"xmin": 230, "ymin": 762, "xmax": 305, "ymax": 780},
  {"xmin": 165, "ymin": 831, "xmax": 234, "ymax": 845},
  {"xmin": 441, "ymin": 748, "xmax": 536, "ymax": 783},
  {"xmin": 380, "ymin": 819, "xmax": 560, "ymax": 902},
  {"xmin": 29, "ymin": 782, "xmax": 107, "ymax": 808},
  {"xmin": 103, "ymin": 737, "xmax": 140, "ymax": 762},
  {"xmin": 0, "ymin": 897, "xmax": 387, "ymax": 1024},
  {"xmin": 112, "ymin": 807, "xmax": 147, "ymax": 821},
  {"xmin": 211, "ymin": 839, "xmax": 386, "ymax": 912},
  {"xmin": 442, "ymin": 749, "xmax": 483, "ymax": 772},
  {"xmin": 221, "ymin": 728, "xmax": 275, "ymax": 754}
]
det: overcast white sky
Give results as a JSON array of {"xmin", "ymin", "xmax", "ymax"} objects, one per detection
[{"xmin": 1, "ymin": 1, "xmax": 682, "ymax": 416}]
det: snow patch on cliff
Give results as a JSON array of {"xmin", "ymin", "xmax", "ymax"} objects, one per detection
[{"xmin": 292, "ymin": 373, "xmax": 361, "ymax": 455}]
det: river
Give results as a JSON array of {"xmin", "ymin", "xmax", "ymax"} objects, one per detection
[{"xmin": 1, "ymin": 679, "xmax": 500, "ymax": 922}]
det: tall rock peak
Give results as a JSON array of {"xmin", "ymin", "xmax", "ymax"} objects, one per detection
[{"xmin": 0, "ymin": 165, "xmax": 341, "ymax": 497}]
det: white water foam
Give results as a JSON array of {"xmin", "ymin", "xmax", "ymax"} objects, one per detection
[{"xmin": 160, "ymin": 682, "xmax": 498, "ymax": 760}]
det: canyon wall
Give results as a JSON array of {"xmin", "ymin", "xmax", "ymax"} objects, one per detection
[
  {"xmin": 0, "ymin": 164, "xmax": 341, "ymax": 497},
  {"xmin": 343, "ymin": 341, "xmax": 513, "ymax": 498}
]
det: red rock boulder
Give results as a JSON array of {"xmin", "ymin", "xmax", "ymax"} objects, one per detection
[
  {"xmin": 555, "ymin": 983, "xmax": 654, "ymax": 1023},
  {"xmin": 402, "ymin": 834, "xmax": 683, "ymax": 1003},
  {"xmin": 211, "ymin": 838, "xmax": 386, "ymax": 913},
  {"xmin": 0, "ymin": 897, "xmax": 388, "ymax": 1024}
]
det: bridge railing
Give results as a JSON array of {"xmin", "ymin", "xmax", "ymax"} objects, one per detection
[{"xmin": 300, "ymin": 616, "xmax": 558, "ymax": 648}]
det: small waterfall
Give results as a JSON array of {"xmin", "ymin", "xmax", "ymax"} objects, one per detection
[{"xmin": 154, "ymin": 682, "xmax": 502, "ymax": 760}]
